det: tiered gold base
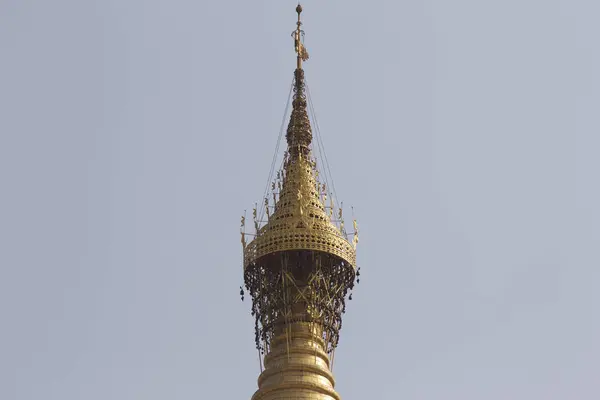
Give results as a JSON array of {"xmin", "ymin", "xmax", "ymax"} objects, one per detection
[{"xmin": 251, "ymin": 322, "xmax": 340, "ymax": 400}]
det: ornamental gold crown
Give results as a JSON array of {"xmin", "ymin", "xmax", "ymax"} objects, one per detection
[{"xmin": 240, "ymin": 68, "xmax": 358, "ymax": 271}]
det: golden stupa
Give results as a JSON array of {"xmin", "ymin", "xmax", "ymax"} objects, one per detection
[{"xmin": 240, "ymin": 6, "xmax": 360, "ymax": 400}]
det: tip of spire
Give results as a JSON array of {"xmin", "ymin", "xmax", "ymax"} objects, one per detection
[{"xmin": 293, "ymin": 4, "xmax": 309, "ymax": 68}]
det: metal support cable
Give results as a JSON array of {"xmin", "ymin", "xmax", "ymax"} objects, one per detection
[
  {"xmin": 306, "ymin": 87, "xmax": 331, "ymax": 206},
  {"xmin": 258, "ymin": 81, "xmax": 294, "ymax": 223},
  {"xmin": 306, "ymin": 82, "xmax": 341, "ymax": 213}
]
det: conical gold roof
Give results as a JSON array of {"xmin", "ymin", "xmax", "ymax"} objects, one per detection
[{"xmin": 243, "ymin": 68, "xmax": 356, "ymax": 270}]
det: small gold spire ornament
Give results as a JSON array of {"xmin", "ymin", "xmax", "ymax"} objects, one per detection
[
  {"xmin": 264, "ymin": 197, "xmax": 270, "ymax": 218},
  {"xmin": 352, "ymin": 219, "xmax": 359, "ymax": 249},
  {"xmin": 252, "ymin": 203, "xmax": 259, "ymax": 233},
  {"xmin": 293, "ymin": 4, "xmax": 309, "ymax": 68},
  {"xmin": 240, "ymin": 212, "xmax": 247, "ymax": 249},
  {"xmin": 330, "ymin": 195, "xmax": 335, "ymax": 217}
]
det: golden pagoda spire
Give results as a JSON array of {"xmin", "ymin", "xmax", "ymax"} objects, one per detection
[{"xmin": 241, "ymin": 6, "xmax": 359, "ymax": 400}]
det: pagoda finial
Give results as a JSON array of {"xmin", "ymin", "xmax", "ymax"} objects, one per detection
[
  {"xmin": 286, "ymin": 4, "xmax": 312, "ymax": 159},
  {"xmin": 242, "ymin": 7, "xmax": 359, "ymax": 399},
  {"xmin": 293, "ymin": 4, "xmax": 309, "ymax": 69}
]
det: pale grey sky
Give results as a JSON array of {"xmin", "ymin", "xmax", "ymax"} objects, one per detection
[{"xmin": 1, "ymin": 1, "xmax": 599, "ymax": 399}]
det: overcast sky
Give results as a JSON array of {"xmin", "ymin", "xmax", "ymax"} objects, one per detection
[{"xmin": 1, "ymin": 1, "xmax": 599, "ymax": 399}]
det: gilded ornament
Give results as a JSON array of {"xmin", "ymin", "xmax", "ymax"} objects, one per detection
[{"xmin": 242, "ymin": 6, "xmax": 359, "ymax": 400}]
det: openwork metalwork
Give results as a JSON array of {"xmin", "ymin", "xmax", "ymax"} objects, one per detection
[{"xmin": 244, "ymin": 251, "xmax": 356, "ymax": 355}]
